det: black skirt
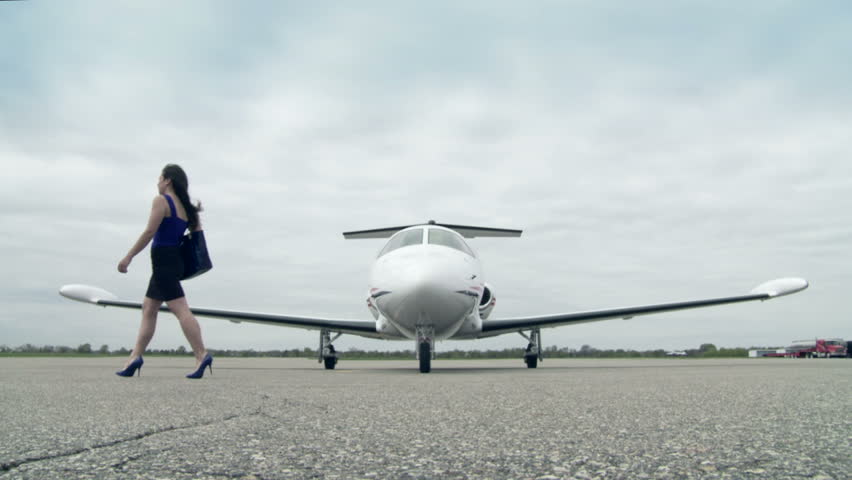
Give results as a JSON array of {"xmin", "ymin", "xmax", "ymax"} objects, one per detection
[{"xmin": 146, "ymin": 246, "xmax": 185, "ymax": 301}]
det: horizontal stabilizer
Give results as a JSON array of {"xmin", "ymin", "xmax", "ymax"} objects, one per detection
[
  {"xmin": 343, "ymin": 224, "xmax": 418, "ymax": 239},
  {"xmin": 344, "ymin": 221, "xmax": 522, "ymax": 239}
]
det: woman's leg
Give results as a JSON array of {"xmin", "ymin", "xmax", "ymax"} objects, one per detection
[
  {"xmin": 166, "ymin": 296, "xmax": 207, "ymax": 364},
  {"xmin": 128, "ymin": 296, "xmax": 161, "ymax": 366}
]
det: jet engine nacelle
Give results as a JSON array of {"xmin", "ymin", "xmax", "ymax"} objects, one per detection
[
  {"xmin": 479, "ymin": 283, "xmax": 496, "ymax": 320},
  {"xmin": 366, "ymin": 294, "xmax": 380, "ymax": 320},
  {"xmin": 376, "ymin": 314, "xmax": 406, "ymax": 339}
]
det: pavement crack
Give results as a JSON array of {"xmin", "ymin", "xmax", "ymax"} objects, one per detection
[
  {"xmin": 110, "ymin": 447, "xmax": 170, "ymax": 472},
  {"xmin": 1, "ymin": 412, "xmax": 249, "ymax": 474},
  {"xmin": 172, "ymin": 468, "xmax": 271, "ymax": 480}
]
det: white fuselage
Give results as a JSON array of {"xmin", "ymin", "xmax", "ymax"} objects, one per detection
[{"xmin": 366, "ymin": 226, "xmax": 485, "ymax": 341}]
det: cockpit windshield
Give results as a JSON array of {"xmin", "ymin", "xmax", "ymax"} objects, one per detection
[
  {"xmin": 378, "ymin": 228, "xmax": 424, "ymax": 257},
  {"xmin": 427, "ymin": 228, "xmax": 475, "ymax": 257}
]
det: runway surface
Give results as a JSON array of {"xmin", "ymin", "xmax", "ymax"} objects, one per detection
[{"xmin": 0, "ymin": 357, "xmax": 849, "ymax": 479}]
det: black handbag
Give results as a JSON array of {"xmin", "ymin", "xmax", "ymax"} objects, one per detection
[{"xmin": 180, "ymin": 230, "xmax": 212, "ymax": 280}]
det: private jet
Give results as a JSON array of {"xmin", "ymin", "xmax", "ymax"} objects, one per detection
[{"xmin": 60, "ymin": 221, "xmax": 808, "ymax": 373}]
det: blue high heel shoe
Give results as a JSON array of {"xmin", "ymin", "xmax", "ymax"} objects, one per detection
[
  {"xmin": 186, "ymin": 353, "xmax": 213, "ymax": 379},
  {"xmin": 116, "ymin": 356, "xmax": 144, "ymax": 377}
]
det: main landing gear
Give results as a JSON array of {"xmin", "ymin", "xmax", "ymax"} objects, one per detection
[
  {"xmin": 520, "ymin": 328, "xmax": 542, "ymax": 368},
  {"xmin": 416, "ymin": 325, "xmax": 435, "ymax": 373},
  {"xmin": 319, "ymin": 329, "xmax": 341, "ymax": 370}
]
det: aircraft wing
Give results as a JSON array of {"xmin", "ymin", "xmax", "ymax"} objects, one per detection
[
  {"xmin": 59, "ymin": 285, "xmax": 383, "ymax": 339},
  {"xmin": 479, "ymin": 278, "xmax": 808, "ymax": 337}
]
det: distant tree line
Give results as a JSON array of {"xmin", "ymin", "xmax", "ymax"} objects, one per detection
[{"xmin": 0, "ymin": 342, "xmax": 767, "ymax": 358}]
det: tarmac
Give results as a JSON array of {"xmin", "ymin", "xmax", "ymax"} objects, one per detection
[{"xmin": 0, "ymin": 357, "xmax": 849, "ymax": 480}]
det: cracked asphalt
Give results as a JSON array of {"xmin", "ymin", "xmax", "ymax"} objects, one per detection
[{"xmin": 0, "ymin": 357, "xmax": 849, "ymax": 479}]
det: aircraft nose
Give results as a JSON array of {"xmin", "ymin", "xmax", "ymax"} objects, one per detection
[
  {"xmin": 374, "ymin": 254, "xmax": 476, "ymax": 335},
  {"xmin": 399, "ymin": 260, "xmax": 458, "ymax": 299},
  {"xmin": 398, "ymin": 262, "xmax": 474, "ymax": 319}
]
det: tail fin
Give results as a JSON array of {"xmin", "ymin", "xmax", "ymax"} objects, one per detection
[{"xmin": 343, "ymin": 220, "xmax": 522, "ymax": 239}]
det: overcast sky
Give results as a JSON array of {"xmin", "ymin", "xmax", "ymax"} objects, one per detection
[{"xmin": 1, "ymin": 1, "xmax": 849, "ymax": 355}]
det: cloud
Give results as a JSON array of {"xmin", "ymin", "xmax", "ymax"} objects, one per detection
[{"xmin": 0, "ymin": 2, "xmax": 849, "ymax": 353}]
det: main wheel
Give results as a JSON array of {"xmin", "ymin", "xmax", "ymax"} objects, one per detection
[
  {"xmin": 525, "ymin": 356, "xmax": 538, "ymax": 368},
  {"xmin": 324, "ymin": 356, "xmax": 337, "ymax": 370},
  {"xmin": 419, "ymin": 342, "xmax": 431, "ymax": 373}
]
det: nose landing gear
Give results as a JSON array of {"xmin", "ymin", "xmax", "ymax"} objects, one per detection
[
  {"xmin": 520, "ymin": 328, "xmax": 542, "ymax": 369},
  {"xmin": 416, "ymin": 325, "xmax": 435, "ymax": 373}
]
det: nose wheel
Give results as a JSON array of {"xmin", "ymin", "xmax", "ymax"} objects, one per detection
[
  {"xmin": 416, "ymin": 326, "xmax": 435, "ymax": 373},
  {"xmin": 418, "ymin": 341, "xmax": 431, "ymax": 373}
]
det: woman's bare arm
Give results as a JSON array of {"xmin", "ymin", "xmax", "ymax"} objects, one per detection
[{"xmin": 118, "ymin": 196, "xmax": 166, "ymax": 273}]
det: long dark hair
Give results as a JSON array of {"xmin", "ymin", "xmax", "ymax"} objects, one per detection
[{"xmin": 162, "ymin": 164, "xmax": 202, "ymax": 231}]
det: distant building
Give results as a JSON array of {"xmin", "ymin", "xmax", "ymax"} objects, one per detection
[{"xmin": 748, "ymin": 349, "xmax": 786, "ymax": 358}]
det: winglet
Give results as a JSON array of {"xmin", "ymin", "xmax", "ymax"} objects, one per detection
[
  {"xmin": 749, "ymin": 278, "xmax": 809, "ymax": 298},
  {"xmin": 59, "ymin": 284, "xmax": 119, "ymax": 304}
]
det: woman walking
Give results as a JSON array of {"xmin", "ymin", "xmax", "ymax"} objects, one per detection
[{"xmin": 116, "ymin": 164, "xmax": 212, "ymax": 379}]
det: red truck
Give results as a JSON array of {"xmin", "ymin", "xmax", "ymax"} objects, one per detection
[{"xmin": 770, "ymin": 338, "xmax": 848, "ymax": 358}]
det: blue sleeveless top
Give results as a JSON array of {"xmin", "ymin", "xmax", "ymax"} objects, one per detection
[{"xmin": 152, "ymin": 195, "xmax": 188, "ymax": 247}]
